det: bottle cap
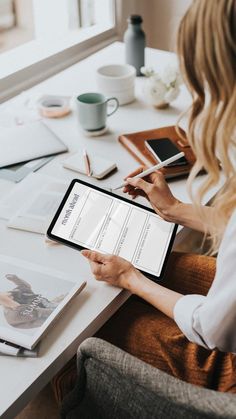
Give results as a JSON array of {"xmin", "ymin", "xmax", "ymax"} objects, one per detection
[{"xmin": 128, "ymin": 15, "xmax": 143, "ymax": 24}]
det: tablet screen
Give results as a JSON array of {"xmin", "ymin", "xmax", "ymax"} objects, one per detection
[{"xmin": 49, "ymin": 180, "xmax": 176, "ymax": 278}]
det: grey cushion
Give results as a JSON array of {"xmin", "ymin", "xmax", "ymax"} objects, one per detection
[{"xmin": 61, "ymin": 337, "xmax": 236, "ymax": 419}]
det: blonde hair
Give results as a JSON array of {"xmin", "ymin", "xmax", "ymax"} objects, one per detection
[{"xmin": 177, "ymin": 0, "xmax": 236, "ymax": 252}]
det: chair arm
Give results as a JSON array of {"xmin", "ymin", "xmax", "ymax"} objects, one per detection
[{"xmin": 61, "ymin": 337, "xmax": 236, "ymax": 419}]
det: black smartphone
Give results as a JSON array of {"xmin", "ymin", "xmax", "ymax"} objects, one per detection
[{"xmin": 145, "ymin": 138, "xmax": 188, "ymax": 166}]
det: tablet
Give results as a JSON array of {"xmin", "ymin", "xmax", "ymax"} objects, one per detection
[{"xmin": 47, "ymin": 179, "xmax": 177, "ymax": 281}]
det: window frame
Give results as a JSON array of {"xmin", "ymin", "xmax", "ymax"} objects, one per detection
[{"xmin": 0, "ymin": 0, "xmax": 123, "ymax": 103}]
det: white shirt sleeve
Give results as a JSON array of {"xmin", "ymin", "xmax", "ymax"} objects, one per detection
[{"xmin": 173, "ymin": 210, "xmax": 236, "ymax": 353}]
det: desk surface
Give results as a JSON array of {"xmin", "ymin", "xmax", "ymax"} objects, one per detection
[{"xmin": 0, "ymin": 42, "xmax": 223, "ymax": 418}]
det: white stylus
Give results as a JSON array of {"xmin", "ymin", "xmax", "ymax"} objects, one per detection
[{"xmin": 112, "ymin": 152, "xmax": 185, "ymax": 191}]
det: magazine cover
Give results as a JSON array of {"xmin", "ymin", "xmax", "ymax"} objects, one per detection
[{"xmin": 0, "ymin": 255, "xmax": 86, "ymax": 349}]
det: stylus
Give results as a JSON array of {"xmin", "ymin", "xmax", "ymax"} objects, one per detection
[{"xmin": 112, "ymin": 152, "xmax": 185, "ymax": 191}]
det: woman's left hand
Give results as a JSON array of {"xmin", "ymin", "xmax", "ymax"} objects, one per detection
[
  {"xmin": 81, "ymin": 250, "xmax": 138, "ymax": 290},
  {"xmin": 81, "ymin": 249, "xmax": 182, "ymax": 320}
]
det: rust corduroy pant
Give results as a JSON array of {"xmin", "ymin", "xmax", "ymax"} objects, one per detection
[{"xmin": 52, "ymin": 252, "xmax": 236, "ymax": 403}]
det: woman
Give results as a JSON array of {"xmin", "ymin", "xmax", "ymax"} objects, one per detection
[{"xmin": 81, "ymin": 0, "xmax": 236, "ymax": 393}]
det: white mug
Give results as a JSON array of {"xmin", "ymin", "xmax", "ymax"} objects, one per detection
[{"xmin": 96, "ymin": 64, "xmax": 136, "ymax": 105}]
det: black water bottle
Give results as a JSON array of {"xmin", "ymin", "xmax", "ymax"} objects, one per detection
[{"xmin": 124, "ymin": 15, "xmax": 146, "ymax": 76}]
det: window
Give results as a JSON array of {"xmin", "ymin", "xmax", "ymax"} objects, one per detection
[
  {"xmin": 0, "ymin": 0, "xmax": 117, "ymax": 101},
  {"xmin": 80, "ymin": 0, "xmax": 114, "ymax": 28},
  {"xmin": 0, "ymin": 0, "xmax": 115, "ymax": 53}
]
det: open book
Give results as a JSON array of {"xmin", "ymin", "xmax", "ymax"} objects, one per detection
[{"xmin": 0, "ymin": 255, "xmax": 86, "ymax": 350}]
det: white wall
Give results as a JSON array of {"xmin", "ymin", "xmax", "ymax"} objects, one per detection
[
  {"xmin": 118, "ymin": 0, "xmax": 192, "ymax": 51},
  {"xmin": 144, "ymin": 0, "xmax": 192, "ymax": 51}
]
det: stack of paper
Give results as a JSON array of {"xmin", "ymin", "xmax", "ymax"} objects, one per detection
[{"xmin": 0, "ymin": 173, "xmax": 68, "ymax": 234}]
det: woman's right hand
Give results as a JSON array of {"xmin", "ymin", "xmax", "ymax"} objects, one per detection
[{"xmin": 123, "ymin": 167, "xmax": 181, "ymax": 222}]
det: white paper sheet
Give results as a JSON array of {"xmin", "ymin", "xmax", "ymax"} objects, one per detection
[{"xmin": 0, "ymin": 173, "xmax": 68, "ymax": 234}]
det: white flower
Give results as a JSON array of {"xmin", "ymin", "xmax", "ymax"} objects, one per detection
[
  {"xmin": 143, "ymin": 78, "xmax": 167, "ymax": 106},
  {"xmin": 142, "ymin": 61, "xmax": 182, "ymax": 107},
  {"xmin": 164, "ymin": 86, "xmax": 180, "ymax": 103},
  {"xmin": 151, "ymin": 73, "xmax": 161, "ymax": 83},
  {"xmin": 140, "ymin": 66, "xmax": 155, "ymax": 77},
  {"xmin": 161, "ymin": 64, "xmax": 179, "ymax": 86},
  {"xmin": 175, "ymin": 72, "xmax": 183, "ymax": 88}
]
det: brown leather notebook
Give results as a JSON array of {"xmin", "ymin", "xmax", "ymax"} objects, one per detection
[{"xmin": 118, "ymin": 126, "xmax": 196, "ymax": 179}]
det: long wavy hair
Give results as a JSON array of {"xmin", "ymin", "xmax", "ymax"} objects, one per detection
[{"xmin": 177, "ymin": 0, "xmax": 236, "ymax": 252}]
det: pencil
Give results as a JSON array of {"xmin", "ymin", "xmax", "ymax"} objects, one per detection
[
  {"xmin": 83, "ymin": 149, "xmax": 92, "ymax": 177},
  {"xmin": 112, "ymin": 152, "xmax": 185, "ymax": 190}
]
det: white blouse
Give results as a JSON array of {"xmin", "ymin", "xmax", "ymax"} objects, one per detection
[{"xmin": 174, "ymin": 209, "xmax": 236, "ymax": 353}]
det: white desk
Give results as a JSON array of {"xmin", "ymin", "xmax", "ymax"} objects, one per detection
[{"xmin": 0, "ymin": 42, "xmax": 223, "ymax": 418}]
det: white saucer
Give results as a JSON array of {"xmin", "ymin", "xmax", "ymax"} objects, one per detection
[{"xmin": 83, "ymin": 126, "xmax": 108, "ymax": 137}]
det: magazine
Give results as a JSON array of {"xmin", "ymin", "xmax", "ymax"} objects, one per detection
[{"xmin": 0, "ymin": 255, "xmax": 86, "ymax": 350}]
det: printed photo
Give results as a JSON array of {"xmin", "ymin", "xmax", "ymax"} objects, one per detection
[{"xmin": 0, "ymin": 258, "xmax": 77, "ymax": 337}]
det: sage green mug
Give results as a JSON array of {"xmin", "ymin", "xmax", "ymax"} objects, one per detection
[{"xmin": 76, "ymin": 92, "xmax": 119, "ymax": 132}]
